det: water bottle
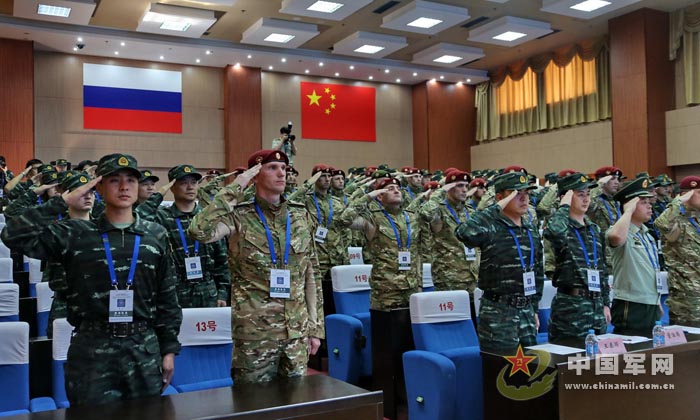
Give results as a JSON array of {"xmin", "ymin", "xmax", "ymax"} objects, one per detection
[
  {"xmin": 652, "ymin": 321, "xmax": 665, "ymax": 348},
  {"xmin": 585, "ymin": 329, "xmax": 598, "ymax": 358}
]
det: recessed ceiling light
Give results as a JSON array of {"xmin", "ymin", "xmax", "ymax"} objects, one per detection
[
  {"xmin": 412, "ymin": 72, "xmax": 418, "ymax": 77},
  {"xmin": 264, "ymin": 33, "xmax": 296, "ymax": 43},
  {"xmin": 307, "ymin": 1, "xmax": 344, "ymax": 13},
  {"xmin": 439, "ymin": 75, "xmax": 444, "ymax": 80},
  {"xmin": 396, "ymin": 78, "xmax": 401, "ymax": 83},
  {"xmin": 368, "ymin": 75, "xmax": 373, "ymax": 80},
  {"xmin": 269, "ymin": 66, "xmax": 274, "ymax": 70},
  {"xmin": 160, "ymin": 21, "xmax": 191, "ymax": 31},
  {"xmin": 433, "ymin": 55, "xmax": 462, "ymax": 64},
  {"xmin": 457, "ymin": 81, "xmax": 463, "ymax": 86},
  {"xmin": 570, "ymin": 0, "xmax": 611, "ymax": 12},
  {"xmin": 77, "ymin": 37, "xmax": 83, "ymax": 42},
  {"xmin": 234, "ymin": 63, "xmax": 241, "ymax": 68},
  {"xmin": 37, "ymin": 4, "xmax": 71, "ymax": 17},
  {"xmin": 73, "ymin": 47, "xmax": 78, "ymax": 51},
  {"xmin": 354, "ymin": 44, "xmax": 385, "ymax": 54},
  {"xmin": 247, "ymin": 54, "xmax": 252, "ymax": 59},
  {"xmin": 114, "ymin": 51, "xmax": 119, "ymax": 55},
  {"xmin": 205, "ymin": 50, "xmax": 212, "ymax": 55},
  {"xmin": 492, "ymin": 31, "xmax": 527, "ymax": 42},
  {"xmin": 120, "ymin": 42, "xmax": 125, "ymax": 47},
  {"xmin": 407, "ymin": 17, "xmax": 442, "ymax": 29},
  {"xmin": 196, "ymin": 58, "xmax": 201, "ymax": 63},
  {"xmin": 319, "ymin": 62, "xmax": 324, "ymax": 66},
  {"xmin": 281, "ymin": 57, "xmax": 287, "ymax": 62},
  {"xmin": 384, "ymin": 69, "xmax": 390, "ymax": 74},
  {"xmin": 305, "ymin": 69, "xmax": 310, "ymax": 73},
  {"xmin": 160, "ymin": 55, "xmax": 165, "ymax": 60},
  {"xmin": 430, "ymin": 78, "xmax": 436, "ymax": 82},
  {"xmin": 335, "ymin": 72, "xmax": 340, "ymax": 77},
  {"xmin": 349, "ymin": 65, "xmax": 355, "ymax": 70},
  {"xmin": 466, "ymin": 78, "xmax": 471, "ymax": 82}
]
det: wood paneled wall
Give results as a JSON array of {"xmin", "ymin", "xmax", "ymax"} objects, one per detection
[
  {"xmin": 224, "ymin": 65, "xmax": 262, "ymax": 171},
  {"xmin": 0, "ymin": 39, "xmax": 33, "ymax": 170},
  {"xmin": 412, "ymin": 81, "xmax": 475, "ymax": 171}
]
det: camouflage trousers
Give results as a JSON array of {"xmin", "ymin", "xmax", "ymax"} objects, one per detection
[
  {"xmin": 65, "ymin": 329, "xmax": 162, "ymax": 406},
  {"xmin": 232, "ymin": 337, "xmax": 308, "ymax": 385},
  {"xmin": 433, "ymin": 273, "xmax": 477, "ymax": 294},
  {"xmin": 548, "ymin": 293, "xmax": 607, "ymax": 345},
  {"xmin": 667, "ymin": 295, "xmax": 700, "ymax": 327},
  {"xmin": 370, "ymin": 287, "xmax": 419, "ymax": 311},
  {"xmin": 176, "ymin": 279, "xmax": 219, "ymax": 308},
  {"xmin": 477, "ymin": 298, "xmax": 537, "ymax": 355},
  {"xmin": 46, "ymin": 292, "xmax": 67, "ymax": 339}
]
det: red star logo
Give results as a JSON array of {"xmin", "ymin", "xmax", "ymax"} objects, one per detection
[{"xmin": 503, "ymin": 345, "xmax": 537, "ymax": 377}]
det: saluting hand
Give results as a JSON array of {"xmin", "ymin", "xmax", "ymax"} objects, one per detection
[
  {"xmin": 234, "ymin": 164, "xmax": 261, "ymax": 189},
  {"xmin": 158, "ymin": 179, "xmax": 177, "ymax": 196},
  {"xmin": 367, "ymin": 187, "xmax": 389, "ymax": 199},
  {"xmin": 62, "ymin": 176, "xmax": 101, "ymax": 207},
  {"xmin": 559, "ymin": 189, "xmax": 574, "ymax": 207},
  {"xmin": 34, "ymin": 182, "xmax": 58, "ymax": 196},
  {"xmin": 496, "ymin": 190, "xmax": 518, "ymax": 210},
  {"xmin": 597, "ymin": 175, "xmax": 613, "ymax": 187},
  {"xmin": 679, "ymin": 189, "xmax": 695, "ymax": 204},
  {"xmin": 306, "ymin": 170, "xmax": 324, "ymax": 186},
  {"xmin": 466, "ymin": 186, "xmax": 478, "ymax": 197},
  {"xmin": 622, "ymin": 196, "xmax": 640, "ymax": 214},
  {"xmin": 85, "ymin": 165, "xmax": 98, "ymax": 178}
]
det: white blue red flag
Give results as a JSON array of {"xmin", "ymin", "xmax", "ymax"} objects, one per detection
[{"xmin": 83, "ymin": 63, "xmax": 182, "ymax": 133}]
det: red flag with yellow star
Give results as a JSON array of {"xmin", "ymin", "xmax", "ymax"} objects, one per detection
[{"xmin": 300, "ymin": 81, "xmax": 376, "ymax": 142}]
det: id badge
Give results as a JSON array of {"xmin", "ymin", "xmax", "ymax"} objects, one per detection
[
  {"xmin": 348, "ymin": 247, "xmax": 364, "ymax": 265},
  {"xmin": 270, "ymin": 269, "xmax": 291, "ymax": 298},
  {"xmin": 109, "ymin": 289, "xmax": 134, "ymax": 323},
  {"xmin": 587, "ymin": 269, "xmax": 601, "ymax": 292},
  {"xmin": 464, "ymin": 246, "xmax": 477, "ymax": 261},
  {"xmin": 656, "ymin": 271, "xmax": 669, "ymax": 294},
  {"xmin": 185, "ymin": 256, "xmax": 203, "ymax": 280},
  {"xmin": 314, "ymin": 227, "xmax": 329, "ymax": 243},
  {"xmin": 398, "ymin": 251, "xmax": 411, "ymax": 271},
  {"xmin": 523, "ymin": 271, "xmax": 536, "ymax": 296}
]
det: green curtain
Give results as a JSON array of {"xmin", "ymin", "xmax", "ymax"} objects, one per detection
[
  {"xmin": 475, "ymin": 39, "xmax": 610, "ymax": 142},
  {"xmin": 670, "ymin": 3, "xmax": 700, "ymax": 105}
]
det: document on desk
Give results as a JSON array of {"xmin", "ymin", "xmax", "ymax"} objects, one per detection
[
  {"xmin": 526, "ymin": 343, "xmax": 583, "ymax": 355},
  {"xmin": 669, "ymin": 325, "xmax": 700, "ymax": 335},
  {"xmin": 597, "ymin": 333, "xmax": 651, "ymax": 344}
]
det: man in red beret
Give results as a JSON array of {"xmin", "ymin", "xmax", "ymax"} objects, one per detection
[
  {"xmin": 188, "ymin": 149, "xmax": 323, "ymax": 384},
  {"xmin": 468, "ymin": 177, "xmax": 487, "ymax": 209},
  {"xmin": 655, "ymin": 176, "xmax": 700, "ymax": 327},
  {"xmin": 401, "ymin": 166, "xmax": 423, "ymax": 205},
  {"xmin": 588, "ymin": 166, "xmax": 624, "ymax": 274},
  {"xmin": 330, "ymin": 168, "xmax": 348, "ymax": 205}
]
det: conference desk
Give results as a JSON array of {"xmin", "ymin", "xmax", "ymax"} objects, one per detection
[
  {"xmin": 482, "ymin": 332, "xmax": 700, "ymax": 420},
  {"xmin": 6, "ymin": 375, "xmax": 383, "ymax": 420}
]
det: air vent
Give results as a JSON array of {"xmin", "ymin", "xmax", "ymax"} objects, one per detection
[
  {"xmin": 461, "ymin": 16, "xmax": 489, "ymax": 29},
  {"xmin": 373, "ymin": 1, "xmax": 400, "ymax": 14}
]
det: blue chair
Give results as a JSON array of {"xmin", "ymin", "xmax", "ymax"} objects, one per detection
[
  {"xmin": 51, "ymin": 319, "xmax": 73, "ymax": 409},
  {"xmin": 326, "ymin": 264, "xmax": 372, "ymax": 384},
  {"xmin": 0, "ymin": 322, "xmax": 56, "ymax": 416},
  {"xmin": 421, "ymin": 263, "xmax": 434, "ymax": 292},
  {"xmin": 537, "ymin": 280, "xmax": 556, "ymax": 344},
  {"xmin": 0, "ymin": 241, "xmax": 10, "ymax": 260},
  {"xmin": 35, "ymin": 282, "xmax": 54, "ymax": 337},
  {"xmin": 404, "ymin": 290, "xmax": 483, "ymax": 420},
  {"xmin": 0, "ymin": 257, "xmax": 12, "ymax": 282},
  {"xmin": 27, "ymin": 258, "xmax": 42, "ymax": 298},
  {"xmin": 0, "ymin": 283, "xmax": 19, "ymax": 322},
  {"xmin": 170, "ymin": 307, "xmax": 233, "ymax": 393}
]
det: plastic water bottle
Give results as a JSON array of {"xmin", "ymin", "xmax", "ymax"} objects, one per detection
[
  {"xmin": 652, "ymin": 321, "xmax": 665, "ymax": 348},
  {"xmin": 585, "ymin": 329, "xmax": 598, "ymax": 358}
]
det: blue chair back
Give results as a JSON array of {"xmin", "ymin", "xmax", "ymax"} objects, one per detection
[
  {"xmin": 0, "ymin": 283, "xmax": 19, "ymax": 323},
  {"xmin": 0, "ymin": 257, "xmax": 12, "ymax": 282},
  {"xmin": 0, "ymin": 322, "xmax": 30, "ymax": 415},
  {"xmin": 35, "ymin": 283, "xmax": 54, "ymax": 337},
  {"xmin": 51, "ymin": 319, "xmax": 74, "ymax": 409},
  {"xmin": 537, "ymin": 280, "xmax": 556, "ymax": 343},
  {"xmin": 331, "ymin": 265, "xmax": 371, "ymax": 316},
  {"xmin": 27, "ymin": 258, "xmax": 42, "ymax": 298}
]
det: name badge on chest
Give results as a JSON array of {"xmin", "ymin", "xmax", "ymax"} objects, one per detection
[
  {"xmin": 314, "ymin": 227, "xmax": 329, "ymax": 243},
  {"xmin": 185, "ymin": 256, "xmax": 203, "ymax": 281},
  {"xmin": 270, "ymin": 268, "xmax": 291, "ymax": 298},
  {"xmin": 109, "ymin": 289, "xmax": 134, "ymax": 323},
  {"xmin": 656, "ymin": 271, "xmax": 669, "ymax": 294},
  {"xmin": 398, "ymin": 251, "xmax": 411, "ymax": 271},
  {"xmin": 464, "ymin": 246, "xmax": 477, "ymax": 261},
  {"xmin": 587, "ymin": 269, "xmax": 601, "ymax": 292},
  {"xmin": 523, "ymin": 271, "xmax": 536, "ymax": 296}
]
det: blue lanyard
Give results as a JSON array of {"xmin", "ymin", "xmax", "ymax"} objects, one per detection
[
  {"xmin": 636, "ymin": 231, "xmax": 659, "ymax": 270},
  {"xmin": 37, "ymin": 196, "xmax": 43, "ymax": 205},
  {"xmin": 573, "ymin": 225, "xmax": 598, "ymax": 269},
  {"xmin": 102, "ymin": 233, "xmax": 141, "ymax": 289},
  {"xmin": 382, "ymin": 210, "xmax": 411, "ymax": 250},
  {"xmin": 254, "ymin": 201, "xmax": 291, "ymax": 266},
  {"xmin": 445, "ymin": 200, "xmax": 469, "ymax": 224},
  {"xmin": 687, "ymin": 213, "xmax": 700, "ymax": 236},
  {"xmin": 95, "ymin": 192, "xmax": 102, "ymax": 203},
  {"xmin": 469, "ymin": 199, "xmax": 476, "ymax": 209},
  {"xmin": 343, "ymin": 194, "xmax": 348, "ymax": 205},
  {"xmin": 650, "ymin": 210, "xmax": 661, "ymax": 239},
  {"xmin": 175, "ymin": 218, "xmax": 199, "ymax": 257},
  {"xmin": 507, "ymin": 228, "xmax": 535, "ymax": 271},
  {"xmin": 601, "ymin": 197, "xmax": 620, "ymax": 223},
  {"xmin": 658, "ymin": 201, "xmax": 667, "ymax": 212},
  {"xmin": 405, "ymin": 187, "xmax": 415, "ymax": 200},
  {"xmin": 58, "ymin": 214, "xmax": 63, "ymax": 221},
  {"xmin": 527, "ymin": 209, "xmax": 533, "ymax": 224},
  {"xmin": 312, "ymin": 192, "xmax": 333, "ymax": 228}
]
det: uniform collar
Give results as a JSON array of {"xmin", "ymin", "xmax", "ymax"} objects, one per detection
[
  {"xmin": 167, "ymin": 202, "xmax": 200, "ymax": 217},
  {"xmin": 97, "ymin": 212, "xmax": 147, "ymax": 235}
]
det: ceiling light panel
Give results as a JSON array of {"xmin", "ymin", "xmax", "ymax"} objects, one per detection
[
  {"xmin": 381, "ymin": 0, "xmax": 470, "ymax": 35},
  {"xmin": 412, "ymin": 42, "xmax": 484, "ymax": 67},
  {"xmin": 242, "ymin": 18, "xmax": 319, "ymax": 48},
  {"xmin": 540, "ymin": 0, "xmax": 640, "ymax": 19},
  {"xmin": 176, "ymin": 0, "xmax": 238, "ymax": 5},
  {"xmin": 333, "ymin": 31, "xmax": 407, "ymax": 58},
  {"xmin": 468, "ymin": 16, "xmax": 552, "ymax": 47},
  {"xmin": 137, "ymin": 3, "xmax": 216, "ymax": 38},
  {"xmin": 279, "ymin": 0, "xmax": 373, "ymax": 21},
  {"xmin": 14, "ymin": 0, "xmax": 95, "ymax": 25}
]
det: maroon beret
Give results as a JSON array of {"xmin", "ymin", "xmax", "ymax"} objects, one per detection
[
  {"xmin": 401, "ymin": 166, "xmax": 420, "ymax": 175},
  {"xmin": 331, "ymin": 169, "xmax": 345, "ymax": 178},
  {"xmin": 445, "ymin": 170, "xmax": 472, "ymax": 184},
  {"xmin": 311, "ymin": 164, "xmax": 332, "ymax": 175},
  {"xmin": 374, "ymin": 177, "xmax": 400, "ymax": 190},
  {"xmin": 365, "ymin": 166, "xmax": 378, "ymax": 177},
  {"xmin": 423, "ymin": 181, "xmax": 440, "ymax": 191},
  {"xmin": 247, "ymin": 149, "xmax": 288, "ymax": 168},
  {"xmin": 504, "ymin": 165, "xmax": 527, "ymax": 175},
  {"xmin": 557, "ymin": 168, "xmax": 577, "ymax": 178},
  {"xmin": 469, "ymin": 177, "xmax": 487, "ymax": 188},
  {"xmin": 679, "ymin": 176, "xmax": 700, "ymax": 190},
  {"xmin": 595, "ymin": 166, "xmax": 624, "ymax": 179}
]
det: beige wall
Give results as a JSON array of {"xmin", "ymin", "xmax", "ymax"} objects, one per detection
[
  {"xmin": 34, "ymin": 51, "xmax": 225, "ymax": 184},
  {"xmin": 471, "ymin": 121, "xmax": 613, "ymax": 176},
  {"xmin": 261, "ymin": 72, "xmax": 413, "ymax": 178},
  {"xmin": 666, "ymin": 106, "xmax": 700, "ymax": 168}
]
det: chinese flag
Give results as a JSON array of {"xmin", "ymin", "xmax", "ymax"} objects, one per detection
[{"xmin": 300, "ymin": 82, "xmax": 376, "ymax": 142}]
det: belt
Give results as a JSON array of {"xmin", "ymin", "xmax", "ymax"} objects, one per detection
[
  {"xmin": 482, "ymin": 291, "xmax": 532, "ymax": 309},
  {"xmin": 559, "ymin": 287, "xmax": 601, "ymax": 299},
  {"xmin": 79, "ymin": 320, "xmax": 151, "ymax": 338}
]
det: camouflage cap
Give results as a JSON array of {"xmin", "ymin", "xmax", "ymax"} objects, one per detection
[
  {"xmin": 493, "ymin": 172, "xmax": 537, "ymax": 193},
  {"xmin": 40, "ymin": 170, "xmax": 59, "ymax": 185},
  {"xmin": 168, "ymin": 164, "xmax": 202, "ymax": 182},
  {"xmin": 61, "ymin": 171, "xmax": 91, "ymax": 192},
  {"xmin": 544, "ymin": 172, "xmax": 558, "ymax": 183},
  {"xmin": 653, "ymin": 174, "xmax": 674, "ymax": 186},
  {"xmin": 96, "ymin": 154, "xmax": 140, "ymax": 178},
  {"xmin": 139, "ymin": 169, "xmax": 160, "ymax": 183},
  {"xmin": 613, "ymin": 177, "xmax": 655, "ymax": 203},
  {"xmin": 38, "ymin": 164, "xmax": 55, "ymax": 174},
  {"xmin": 557, "ymin": 173, "xmax": 597, "ymax": 195},
  {"xmin": 55, "ymin": 158, "xmax": 69, "ymax": 167}
]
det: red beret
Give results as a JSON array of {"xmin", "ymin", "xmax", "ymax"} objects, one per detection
[
  {"xmin": 445, "ymin": 170, "xmax": 472, "ymax": 184},
  {"xmin": 595, "ymin": 166, "xmax": 624, "ymax": 179},
  {"xmin": 286, "ymin": 166, "xmax": 299, "ymax": 176},
  {"xmin": 206, "ymin": 169, "xmax": 222, "ymax": 176},
  {"xmin": 331, "ymin": 169, "xmax": 345, "ymax": 178},
  {"xmin": 365, "ymin": 166, "xmax": 378, "ymax": 177},
  {"xmin": 444, "ymin": 167, "xmax": 459, "ymax": 175},
  {"xmin": 557, "ymin": 169, "xmax": 577, "ymax": 178},
  {"xmin": 374, "ymin": 177, "xmax": 400, "ymax": 190},
  {"xmin": 232, "ymin": 166, "xmax": 247, "ymax": 176},
  {"xmin": 679, "ymin": 176, "xmax": 700, "ymax": 190},
  {"xmin": 504, "ymin": 165, "xmax": 527, "ymax": 175},
  {"xmin": 247, "ymin": 149, "xmax": 288, "ymax": 168},
  {"xmin": 423, "ymin": 181, "xmax": 440, "ymax": 191},
  {"xmin": 401, "ymin": 166, "xmax": 420, "ymax": 175},
  {"xmin": 469, "ymin": 177, "xmax": 487, "ymax": 188},
  {"xmin": 312, "ymin": 164, "xmax": 332, "ymax": 175}
]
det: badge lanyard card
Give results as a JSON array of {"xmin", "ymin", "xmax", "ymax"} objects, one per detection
[
  {"xmin": 175, "ymin": 218, "xmax": 202, "ymax": 281},
  {"xmin": 574, "ymin": 226, "xmax": 601, "ymax": 292},
  {"xmin": 255, "ymin": 201, "xmax": 292, "ymax": 299},
  {"xmin": 382, "ymin": 210, "xmax": 412, "ymax": 271},
  {"xmin": 103, "ymin": 233, "xmax": 141, "ymax": 323},
  {"xmin": 508, "ymin": 228, "xmax": 536, "ymax": 296},
  {"xmin": 637, "ymin": 231, "xmax": 667, "ymax": 294},
  {"xmin": 312, "ymin": 192, "xmax": 332, "ymax": 243},
  {"xmin": 446, "ymin": 201, "xmax": 476, "ymax": 261}
]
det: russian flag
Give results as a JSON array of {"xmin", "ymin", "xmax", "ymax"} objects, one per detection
[{"xmin": 83, "ymin": 63, "xmax": 182, "ymax": 133}]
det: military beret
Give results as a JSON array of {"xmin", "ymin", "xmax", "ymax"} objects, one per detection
[
  {"xmin": 613, "ymin": 177, "xmax": 655, "ymax": 202},
  {"xmin": 55, "ymin": 158, "xmax": 69, "ymax": 167},
  {"xmin": 444, "ymin": 167, "xmax": 459, "ymax": 175},
  {"xmin": 168, "ymin": 164, "xmax": 202, "ymax": 182},
  {"xmin": 247, "ymin": 149, "xmax": 289, "ymax": 169},
  {"xmin": 445, "ymin": 170, "xmax": 471, "ymax": 184},
  {"xmin": 557, "ymin": 173, "xmax": 597, "ymax": 195},
  {"xmin": 401, "ymin": 166, "xmax": 420, "ymax": 175},
  {"xmin": 469, "ymin": 177, "xmax": 487, "ymax": 188},
  {"xmin": 493, "ymin": 172, "xmax": 536, "ymax": 193},
  {"xmin": 285, "ymin": 166, "xmax": 299, "ymax": 176},
  {"xmin": 61, "ymin": 171, "xmax": 91, "ymax": 192},
  {"xmin": 594, "ymin": 166, "xmax": 625, "ymax": 180},
  {"xmin": 311, "ymin": 164, "xmax": 332, "ymax": 175},
  {"xmin": 371, "ymin": 169, "xmax": 391, "ymax": 179},
  {"xmin": 504, "ymin": 165, "xmax": 528, "ymax": 175},
  {"xmin": 365, "ymin": 166, "xmax": 378, "ymax": 177},
  {"xmin": 374, "ymin": 177, "xmax": 400, "ymax": 190},
  {"xmin": 206, "ymin": 169, "xmax": 222, "ymax": 176},
  {"xmin": 679, "ymin": 176, "xmax": 700, "ymax": 190},
  {"xmin": 423, "ymin": 181, "xmax": 440, "ymax": 191},
  {"xmin": 331, "ymin": 169, "xmax": 345, "ymax": 178},
  {"xmin": 96, "ymin": 154, "xmax": 140, "ymax": 178},
  {"xmin": 653, "ymin": 174, "xmax": 675, "ymax": 186},
  {"xmin": 557, "ymin": 169, "xmax": 577, "ymax": 178},
  {"xmin": 139, "ymin": 169, "xmax": 160, "ymax": 183}
]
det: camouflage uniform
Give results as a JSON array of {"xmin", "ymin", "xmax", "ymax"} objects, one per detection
[
  {"xmin": 654, "ymin": 198, "xmax": 700, "ymax": 326},
  {"xmin": 188, "ymin": 183, "xmax": 323, "ymax": 384},
  {"xmin": 544, "ymin": 205, "xmax": 610, "ymax": 344},
  {"xmin": 1, "ymin": 197, "xmax": 181, "ymax": 406},
  {"xmin": 456, "ymin": 181, "xmax": 543, "ymax": 354},
  {"xmin": 401, "ymin": 184, "xmax": 422, "ymax": 209},
  {"xmin": 197, "ymin": 176, "xmax": 225, "ymax": 208},
  {"xmin": 587, "ymin": 186, "xmax": 620, "ymax": 272}
]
